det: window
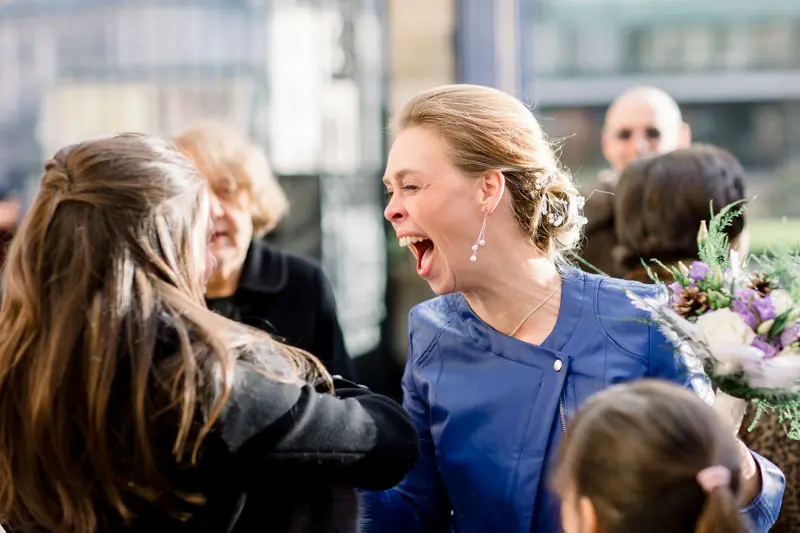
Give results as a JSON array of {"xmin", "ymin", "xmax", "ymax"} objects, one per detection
[
  {"xmin": 532, "ymin": 24, "xmax": 578, "ymax": 75},
  {"xmin": 16, "ymin": 34, "xmax": 33, "ymax": 67},
  {"xmin": 57, "ymin": 18, "xmax": 115, "ymax": 70},
  {"xmin": 752, "ymin": 22, "xmax": 797, "ymax": 68},
  {"xmin": 722, "ymin": 24, "xmax": 750, "ymax": 70}
]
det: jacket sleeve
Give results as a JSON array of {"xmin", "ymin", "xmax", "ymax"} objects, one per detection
[
  {"xmin": 362, "ymin": 325, "xmax": 452, "ymax": 532},
  {"xmin": 648, "ymin": 325, "xmax": 786, "ymax": 531},
  {"xmin": 310, "ymin": 265, "xmax": 357, "ymax": 381},
  {"xmin": 213, "ymin": 361, "xmax": 419, "ymax": 490}
]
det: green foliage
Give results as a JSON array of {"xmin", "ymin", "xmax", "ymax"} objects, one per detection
[
  {"xmin": 767, "ymin": 310, "xmax": 794, "ymax": 341},
  {"xmin": 697, "ymin": 199, "xmax": 747, "ymax": 271},
  {"xmin": 748, "ymin": 400, "xmax": 800, "ymax": 440},
  {"xmin": 752, "ymin": 247, "xmax": 800, "ymax": 300},
  {"xmin": 633, "ymin": 200, "xmax": 800, "ymax": 440}
]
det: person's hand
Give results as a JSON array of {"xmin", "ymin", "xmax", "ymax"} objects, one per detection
[{"xmin": 713, "ymin": 390, "xmax": 760, "ymax": 504}]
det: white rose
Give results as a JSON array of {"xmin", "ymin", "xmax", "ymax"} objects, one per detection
[
  {"xmin": 771, "ymin": 289, "xmax": 794, "ymax": 316},
  {"xmin": 695, "ymin": 309, "xmax": 756, "ymax": 347}
]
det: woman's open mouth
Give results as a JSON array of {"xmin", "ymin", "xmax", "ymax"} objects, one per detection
[
  {"xmin": 398, "ymin": 235, "xmax": 435, "ymax": 278},
  {"xmin": 212, "ymin": 230, "xmax": 229, "ymax": 244}
]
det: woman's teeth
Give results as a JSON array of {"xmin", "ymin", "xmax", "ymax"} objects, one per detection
[{"xmin": 398, "ymin": 235, "xmax": 429, "ymax": 247}]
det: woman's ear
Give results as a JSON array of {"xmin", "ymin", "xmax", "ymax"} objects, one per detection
[
  {"xmin": 476, "ymin": 170, "xmax": 506, "ymax": 213},
  {"xmin": 678, "ymin": 121, "xmax": 692, "ymax": 149}
]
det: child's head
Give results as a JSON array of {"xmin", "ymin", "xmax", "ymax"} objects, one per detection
[{"xmin": 554, "ymin": 380, "xmax": 747, "ymax": 533}]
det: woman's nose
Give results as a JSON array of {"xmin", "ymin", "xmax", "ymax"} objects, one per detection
[
  {"xmin": 631, "ymin": 132, "xmax": 654, "ymax": 156},
  {"xmin": 209, "ymin": 192, "xmax": 225, "ymax": 219},
  {"xmin": 384, "ymin": 195, "xmax": 407, "ymax": 223}
]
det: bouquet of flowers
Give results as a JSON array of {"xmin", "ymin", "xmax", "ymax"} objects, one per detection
[{"xmin": 627, "ymin": 202, "xmax": 800, "ymax": 439}]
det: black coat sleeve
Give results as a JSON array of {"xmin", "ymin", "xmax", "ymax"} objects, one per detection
[
  {"xmin": 213, "ymin": 364, "xmax": 419, "ymax": 491},
  {"xmin": 310, "ymin": 267, "xmax": 356, "ymax": 380}
]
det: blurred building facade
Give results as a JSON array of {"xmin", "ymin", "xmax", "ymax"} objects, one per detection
[
  {"xmin": 383, "ymin": 0, "xmax": 455, "ymax": 376},
  {"xmin": 520, "ymin": 0, "xmax": 800, "ymax": 216},
  {"xmin": 0, "ymin": 0, "xmax": 388, "ymax": 359}
]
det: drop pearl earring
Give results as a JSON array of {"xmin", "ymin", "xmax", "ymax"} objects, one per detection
[{"xmin": 470, "ymin": 210, "xmax": 489, "ymax": 262}]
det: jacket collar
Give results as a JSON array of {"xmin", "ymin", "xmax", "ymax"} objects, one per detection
[{"xmin": 237, "ymin": 238, "xmax": 289, "ymax": 294}]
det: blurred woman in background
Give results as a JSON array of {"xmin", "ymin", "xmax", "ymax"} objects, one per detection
[{"xmin": 174, "ymin": 123, "xmax": 354, "ymax": 379}]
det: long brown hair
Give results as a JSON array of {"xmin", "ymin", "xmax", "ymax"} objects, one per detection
[
  {"xmin": 554, "ymin": 380, "xmax": 747, "ymax": 533},
  {"xmin": 0, "ymin": 134, "xmax": 325, "ymax": 532}
]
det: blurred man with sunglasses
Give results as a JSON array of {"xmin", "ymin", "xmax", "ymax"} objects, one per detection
[{"xmin": 580, "ymin": 86, "xmax": 692, "ymax": 276}]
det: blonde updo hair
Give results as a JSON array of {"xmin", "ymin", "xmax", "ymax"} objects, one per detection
[{"xmin": 395, "ymin": 84, "xmax": 585, "ymax": 264}]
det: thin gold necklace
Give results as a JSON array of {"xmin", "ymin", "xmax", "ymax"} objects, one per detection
[{"xmin": 508, "ymin": 283, "xmax": 560, "ymax": 338}]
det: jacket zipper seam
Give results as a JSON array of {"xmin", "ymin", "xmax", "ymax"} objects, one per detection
[{"xmin": 558, "ymin": 390, "xmax": 568, "ymax": 434}]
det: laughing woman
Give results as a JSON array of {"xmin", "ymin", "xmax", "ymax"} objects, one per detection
[{"xmin": 363, "ymin": 84, "xmax": 785, "ymax": 533}]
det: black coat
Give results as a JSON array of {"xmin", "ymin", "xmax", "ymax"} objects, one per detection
[
  {"xmin": 207, "ymin": 240, "xmax": 355, "ymax": 380},
  {"xmin": 192, "ymin": 372, "xmax": 419, "ymax": 533},
  {"xmin": 5, "ymin": 368, "xmax": 419, "ymax": 533}
]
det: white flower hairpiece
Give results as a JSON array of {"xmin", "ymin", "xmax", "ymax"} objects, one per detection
[
  {"xmin": 540, "ymin": 194, "xmax": 588, "ymax": 228},
  {"xmin": 573, "ymin": 195, "xmax": 588, "ymax": 226},
  {"xmin": 535, "ymin": 171, "xmax": 553, "ymax": 191},
  {"xmin": 546, "ymin": 197, "xmax": 568, "ymax": 227}
]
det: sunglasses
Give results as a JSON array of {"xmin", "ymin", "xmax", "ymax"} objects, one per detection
[{"xmin": 615, "ymin": 127, "xmax": 661, "ymax": 141}]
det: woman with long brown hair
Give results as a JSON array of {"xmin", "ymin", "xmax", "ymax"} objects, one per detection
[{"xmin": 0, "ymin": 133, "xmax": 419, "ymax": 533}]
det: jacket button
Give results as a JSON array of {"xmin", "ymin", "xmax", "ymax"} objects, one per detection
[{"xmin": 553, "ymin": 359, "xmax": 563, "ymax": 372}]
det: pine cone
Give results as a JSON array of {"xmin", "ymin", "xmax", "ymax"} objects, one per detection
[
  {"xmin": 673, "ymin": 286, "xmax": 710, "ymax": 318},
  {"xmin": 749, "ymin": 273, "xmax": 775, "ymax": 296}
]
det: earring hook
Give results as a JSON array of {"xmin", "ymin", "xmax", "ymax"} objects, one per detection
[{"xmin": 470, "ymin": 173, "xmax": 506, "ymax": 263}]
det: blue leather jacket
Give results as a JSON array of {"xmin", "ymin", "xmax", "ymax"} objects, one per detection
[{"xmin": 364, "ymin": 269, "xmax": 785, "ymax": 532}]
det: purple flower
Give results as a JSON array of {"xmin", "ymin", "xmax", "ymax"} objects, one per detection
[
  {"xmin": 731, "ymin": 290, "xmax": 758, "ymax": 328},
  {"xmin": 669, "ymin": 281, "xmax": 683, "ymax": 297},
  {"xmin": 752, "ymin": 335, "xmax": 779, "ymax": 358},
  {"xmin": 689, "ymin": 261, "xmax": 711, "ymax": 282},
  {"xmin": 752, "ymin": 295, "xmax": 776, "ymax": 321},
  {"xmin": 735, "ymin": 288, "xmax": 759, "ymax": 303},
  {"xmin": 780, "ymin": 323, "xmax": 800, "ymax": 348},
  {"xmin": 734, "ymin": 308, "xmax": 757, "ymax": 329}
]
